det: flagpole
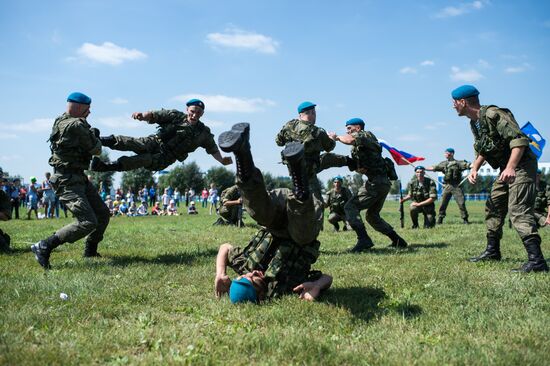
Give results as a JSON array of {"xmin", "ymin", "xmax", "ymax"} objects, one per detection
[{"xmin": 398, "ymin": 156, "xmax": 444, "ymax": 188}]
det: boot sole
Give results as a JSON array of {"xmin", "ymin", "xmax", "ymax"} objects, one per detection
[
  {"xmin": 218, "ymin": 123, "xmax": 250, "ymax": 153},
  {"xmin": 31, "ymin": 243, "xmax": 51, "ymax": 269},
  {"xmin": 282, "ymin": 142, "xmax": 304, "ymax": 162}
]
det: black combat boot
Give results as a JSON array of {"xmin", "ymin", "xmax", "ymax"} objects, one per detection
[
  {"xmin": 218, "ymin": 123, "xmax": 255, "ymax": 182},
  {"xmin": 411, "ymin": 217, "xmax": 419, "ymax": 229},
  {"xmin": 282, "ymin": 142, "xmax": 310, "ymax": 201},
  {"xmin": 90, "ymin": 156, "xmax": 121, "ymax": 172},
  {"xmin": 100, "ymin": 135, "xmax": 117, "ymax": 148},
  {"xmin": 437, "ymin": 216, "xmax": 444, "ymax": 225},
  {"xmin": 469, "ymin": 235, "xmax": 501, "ymax": 262},
  {"xmin": 463, "ymin": 218, "xmax": 470, "ymax": 225},
  {"xmin": 387, "ymin": 230, "xmax": 408, "ymax": 248},
  {"xmin": 83, "ymin": 240, "xmax": 101, "ymax": 258},
  {"xmin": 31, "ymin": 234, "xmax": 61, "ymax": 269},
  {"xmin": 349, "ymin": 225, "xmax": 375, "ymax": 252},
  {"xmin": 512, "ymin": 237, "xmax": 549, "ymax": 273},
  {"xmin": 213, "ymin": 217, "xmax": 226, "ymax": 226},
  {"xmin": 332, "ymin": 222, "xmax": 340, "ymax": 232}
]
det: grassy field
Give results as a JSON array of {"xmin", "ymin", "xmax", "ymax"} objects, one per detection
[{"xmin": 0, "ymin": 201, "xmax": 548, "ymax": 365}]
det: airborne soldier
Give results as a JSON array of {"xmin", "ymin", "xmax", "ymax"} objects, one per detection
[
  {"xmin": 400, "ymin": 166, "xmax": 438, "ymax": 229},
  {"xmin": 426, "ymin": 148, "xmax": 470, "ymax": 224},
  {"xmin": 91, "ymin": 99, "xmax": 232, "ymax": 172}
]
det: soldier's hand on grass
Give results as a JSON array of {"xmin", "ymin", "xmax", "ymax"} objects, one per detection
[
  {"xmin": 293, "ymin": 282, "xmax": 320, "ymax": 301},
  {"xmin": 215, "ymin": 274, "xmax": 231, "ymax": 298},
  {"xmin": 498, "ymin": 167, "xmax": 516, "ymax": 183},
  {"xmin": 468, "ymin": 171, "xmax": 477, "ymax": 185}
]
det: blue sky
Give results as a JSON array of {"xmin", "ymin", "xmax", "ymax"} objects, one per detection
[{"xmin": 1, "ymin": 0, "xmax": 549, "ymax": 187}]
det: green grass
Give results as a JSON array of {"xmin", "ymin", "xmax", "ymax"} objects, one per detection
[{"xmin": 1, "ymin": 202, "xmax": 549, "ymax": 365}]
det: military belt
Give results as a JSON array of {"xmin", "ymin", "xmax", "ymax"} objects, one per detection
[{"xmin": 54, "ymin": 167, "xmax": 84, "ymax": 174}]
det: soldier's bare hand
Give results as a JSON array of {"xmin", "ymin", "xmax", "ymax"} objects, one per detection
[
  {"xmin": 545, "ymin": 211, "xmax": 550, "ymax": 226},
  {"xmin": 328, "ymin": 132, "xmax": 337, "ymax": 141},
  {"xmin": 468, "ymin": 171, "xmax": 477, "ymax": 185},
  {"xmin": 132, "ymin": 112, "xmax": 144, "ymax": 120},
  {"xmin": 498, "ymin": 167, "xmax": 516, "ymax": 183},
  {"xmin": 293, "ymin": 282, "xmax": 320, "ymax": 301},
  {"xmin": 215, "ymin": 274, "xmax": 231, "ymax": 298}
]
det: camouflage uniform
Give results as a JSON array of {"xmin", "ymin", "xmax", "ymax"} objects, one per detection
[
  {"xmin": 344, "ymin": 130, "xmax": 394, "ymax": 235},
  {"xmin": 218, "ymin": 185, "xmax": 241, "ymax": 225},
  {"xmin": 432, "ymin": 158, "xmax": 470, "ymax": 221},
  {"xmin": 48, "ymin": 112, "xmax": 110, "ymax": 255},
  {"xmin": 107, "ymin": 109, "xmax": 219, "ymax": 171},
  {"xmin": 227, "ymin": 167, "xmax": 322, "ymax": 298},
  {"xmin": 325, "ymin": 186, "xmax": 352, "ymax": 231},
  {"xmin": 275, "ymin": 119, "xmax": 346, "ymax": 230},
  {"xmin": 407, "ymin": 175, "xmax": 438, "ymax": 228},
  {"xmin": 534, "ymin": 178, "xmax": 548, "ymax": 228},
  {"xmin": 0, "ymin": 185, "xmax": 11, "ymax": 251}
]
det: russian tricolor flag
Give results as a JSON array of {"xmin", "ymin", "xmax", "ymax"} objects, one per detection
[{"xmin": 378, "ymin": 139, "xmax": 425, "ymax": 166}]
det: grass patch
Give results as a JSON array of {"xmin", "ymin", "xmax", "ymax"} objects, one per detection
[{"xmin": 1, "ymin": 202, "xmax": 548, "ymax": 365}]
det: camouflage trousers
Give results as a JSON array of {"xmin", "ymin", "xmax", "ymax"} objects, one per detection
[
  {"xmin": 438, "ymin": 183, "xmax": 468, "ymax": 220},
  {"xmin": 485, "ymin": 171, "xmax": 540, "ymax": 241},
  {"xmin": 327, "ymin": 211, "xmax": 347, "ymax": 226},
  {"xmin": 410, "ymin": 203, "xmax": 436, "ymax": 228},
  {"xmin": 110, "ymin": 135, "xmax": 182, "ymax": 171},
  {"xmin": 51, "ymin": 173, "xmax": 110, "ymax": 246},
  {"xmin": 219, "ymin": 205, "xmax": 240, "ymax": 225},
  {"xmin": 344, "ymin": 175, "xmax": 394, "ymax": 235},
  {"xmin": 238, "ymin": 168, "xmax": 318, "ymax": 245}
]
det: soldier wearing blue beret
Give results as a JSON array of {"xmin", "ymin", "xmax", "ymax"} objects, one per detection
[
  {"xmin": 91, "ymin": 98, "xmax": 232, "ymax": 172},
  {"xmin": 400, "ymin": 165, "xmax": 438, "ymax": 229},
  {"xmin": 426, "ymin": 148, "xmax": 471, "ymax": 225},
  {"xmin": 452, "ymin": 85, "xmax": 547, "ymax": 272},
  {"xmin": 325, "ymin": 175, "xmax": 352, "ymax": 232},
  {"xmin": 31, "ymin": 92, "xmax": 110, "ymax": 269},
  {"xmin": 534, "ymin": 169, "xmax": 550, "ymax": 228}
]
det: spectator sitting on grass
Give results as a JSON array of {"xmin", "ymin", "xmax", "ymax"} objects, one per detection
[
  {"xmin": 188, "ymin": 201, "xmax": 198, "ymax": 215},
  {"xmin": 105, "ymin": 195, "xmax": 114, "ymax": 215},
  {"xmin": 128, "ymin": 201, "xmax": 137, "ymax": 216},
  {"xmin": 167, "ymin": 199, "xmax": 178, "ymax": 216},
  {"xmin": 151, "ymin": 202, "xmax": 162, "ymax": 216},
  {"xmin": 119, "ymin": 199, "xmax": 128, "ymax": 215},
  {"xmin": 137, "ymin": 202, "xmax": 148, "ymax": 216}
]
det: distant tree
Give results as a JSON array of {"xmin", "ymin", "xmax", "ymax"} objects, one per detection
[
  {"xmin": 263, "ymin": 172, "xmax": 293, "ymax": 191},
  {"xmin": 121, "ymin": 168, "xmax": 155, "ymax": 193},
  {"xmin": 158, "ymin": 162, "xmax": 205, "ymax": 192},
  {"xmin": 205, "ymin": 166, "xmax": 235, "ymax": 192},
  {"xmin": 345, "ymin": 173, "xmax": 364, "ymax": 195},
  {"xmin": 85, "ymin": 150, "xmax": 115, "ymax": 193}
]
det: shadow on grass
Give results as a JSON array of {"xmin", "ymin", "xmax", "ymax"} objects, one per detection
[
  {"xmin": 108, "ymin": 248, "xmax": 219, "ymax": 267},
  {"xmin": 408, "ymin": 242, "xmax": 449, "ymax": 249},
  {"xmin": 322, "ymin": 286, "xmax": 422, "ymax": 322},
  {"xmin": 321, "ymin": 246, "xmax": 420, "ymax": 256}
]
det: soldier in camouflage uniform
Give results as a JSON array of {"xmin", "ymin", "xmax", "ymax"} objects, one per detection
[
  {"xmin": 213, "ymin": 184, "xmax": 243, "ymax": 226},
  {"xmin": 400, "ymin": 166, "xmax": 438, "ymax": 229},
  {"xmin": 534, "ymin": 169, "xmax": 549, "ymax": 228},
  {"xmin": 31, "ymin": 92, "xmax": 111, "ymax": 269},
  {"xmin": 325, "ymin": 176, "xmax": 352, "ymax": 232},
  {"xmin": 426, "ymin": 148, "xmax": 470, "ymax": 224},
  {"xmin": 91, "ymin": 99, "xmax": 232, "ymax": 172},
  {"xmin": 214, "ymin": 123, "xmax": 332, "ymax": 303},
  {"xmin": 275, "ymin": 101, "xmax": 355, "ymax": 231},
  {"xmin": 452, "ymin": 84, "xmax": 548, "ymax": 272},
  {"xmin": 329, "ymin": 118, "xmax": 408, "ymax": 252},
  {"xmin": 0, "ymin": 167, "xmax": 12, "ymax": 252}
]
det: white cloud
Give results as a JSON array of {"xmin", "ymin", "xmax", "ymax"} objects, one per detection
[
  {"xmin": 477, "ymin": 59, "xmax": 490, "ymax": 68},
  {"xmin": 420, "ymin": 60, "xmax": 435, "ymax": 66},
  {"xmin": 504, "ymin": 63, "xmax": 531, "ymax": 74},
  {"xmin": 171, "ymin": 94, "xmax": 276, "ymax": 113},
  {"xmin": 202, "ymin": 119, "xmax": 225, "ymax": 128},
  {"xmin": 424, "ymin": 122, "xmax": 449, "ymax": 130},
  {"xmin": 206, "ymin": 28, "xmax": 279, "ymax": 54},
  {"xmin": 75, "ymin": 42, "xmax": 147, "ymax": 65},
  {"xmin": 396, "ymin": 134, "xmax": 423, "ymax": 142},
  {"xmin": 0, "ymin": 132, "xmax": 18, "ymax": 140},
  {"xmin": 0, "ymin": 154, "xmax": 22, "ymax": 162},
  {"xmin": 399, "ymin": 66, "xmax": 417, "ymax": 74},
  {"xmin": 434, "ymin": 0, "xmax": 488, "ymax": 18},
  {"xmin": 450, "ymin": 66, "xmax": 483, "ymax": 82},
  {"xmin": 111, "ymin": 98, "xmax": 129, "ymax": 104},
  {"xmin": 7, "ymin": 118, "xmax": 52, "ymax": 133}
]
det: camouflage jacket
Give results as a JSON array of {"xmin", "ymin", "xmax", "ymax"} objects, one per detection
[
  {"xmin": 275, "ymin": 119, "xmax": 335, "ymax": 177},
  {"xmin": 48, "ymin": 113, "xmax": 102, "ymax": 171},
  {"xmin": 326, "ymin": 187, "xmax": 352, "ymax": 215},
  {"xmin": 0, "ymin": 190, "xmax": 11, "ymax": 219},
  {"xmin": 534, "ymin": 179, "xmax": 548, "ymax": 213},
  {"xmin": 471, "ymin": 105, "xmax": 536, "ymax": 171},
  {"xmin": 149, "ymin": 109, "xmax": 219, "ymax": 161},
  {"xmin": 228, "ymin": 229, "xmax": 322, "ymax": 299},
  {"xmin": 219, "ymin": 185, "xmax": 240, "ymax": 215},
  {"xmin": 350, "ymin": 130, "xmax": 387, "ymax": 180},
  {"xmin": 407, "ymin": 176, "xmax": 437, "ymax": 203},
  {"xmin": 432, "ymin": 158, "xmax": 470, "ymax": 185}
]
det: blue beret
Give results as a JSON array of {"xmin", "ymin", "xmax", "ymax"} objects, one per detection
[
  {"xmin": 537, "ymin": 169, "xmax": 542, "ymax": 174},
  {"xmin": 333, "ymin": 175, "xmax": 344, "ymax": 182},
  {"xmin": 345, "ymin": 118, "xmax": 365, "ymax": 128},
  {"xmin": 297, "ymin": 101, "xmax": 316, "ymax": 113},
  {"xmin": 451, "ymin": 85, "xmax": 479, "ymax": 100},
  {"xmin": 415, "ymin": 166, "xmax": 425, "ymax": 171},
  {"xmin": 229, "ymin": 277, "xmax": 257, "ymax": 304},
  {"xmin": 67, "ymin": 92, "xmax": 91, "ymax": 105},
  {"xmin": 186, "ymin": 98, "xmax": 205, "ymax": 109},
  {"xmin": 445, "ymin": 148, "xmax": 455, "ymax": 153}
]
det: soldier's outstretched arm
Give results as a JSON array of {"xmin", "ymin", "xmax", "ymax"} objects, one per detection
[
  {"xmin": 211, "ymin": 151, "xmax": 233, "ymax": 165},
  {"xmin": 328, "ymin": 132, "xmax": 355, "ymax": 145},
  {"xmin": 292, "ymin": 274, "xmax": 333, "ymax": 301},
  {"xmin": 468, "ymin": 155, "xmax": 485, "ymax": 184},
  {"xmin": 215, "ymin": 243, "xmax": 233, "ymax": 298},
  {"xmin": 131, "ymin": 111, "xmax": 153, "ymax": 122}
]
